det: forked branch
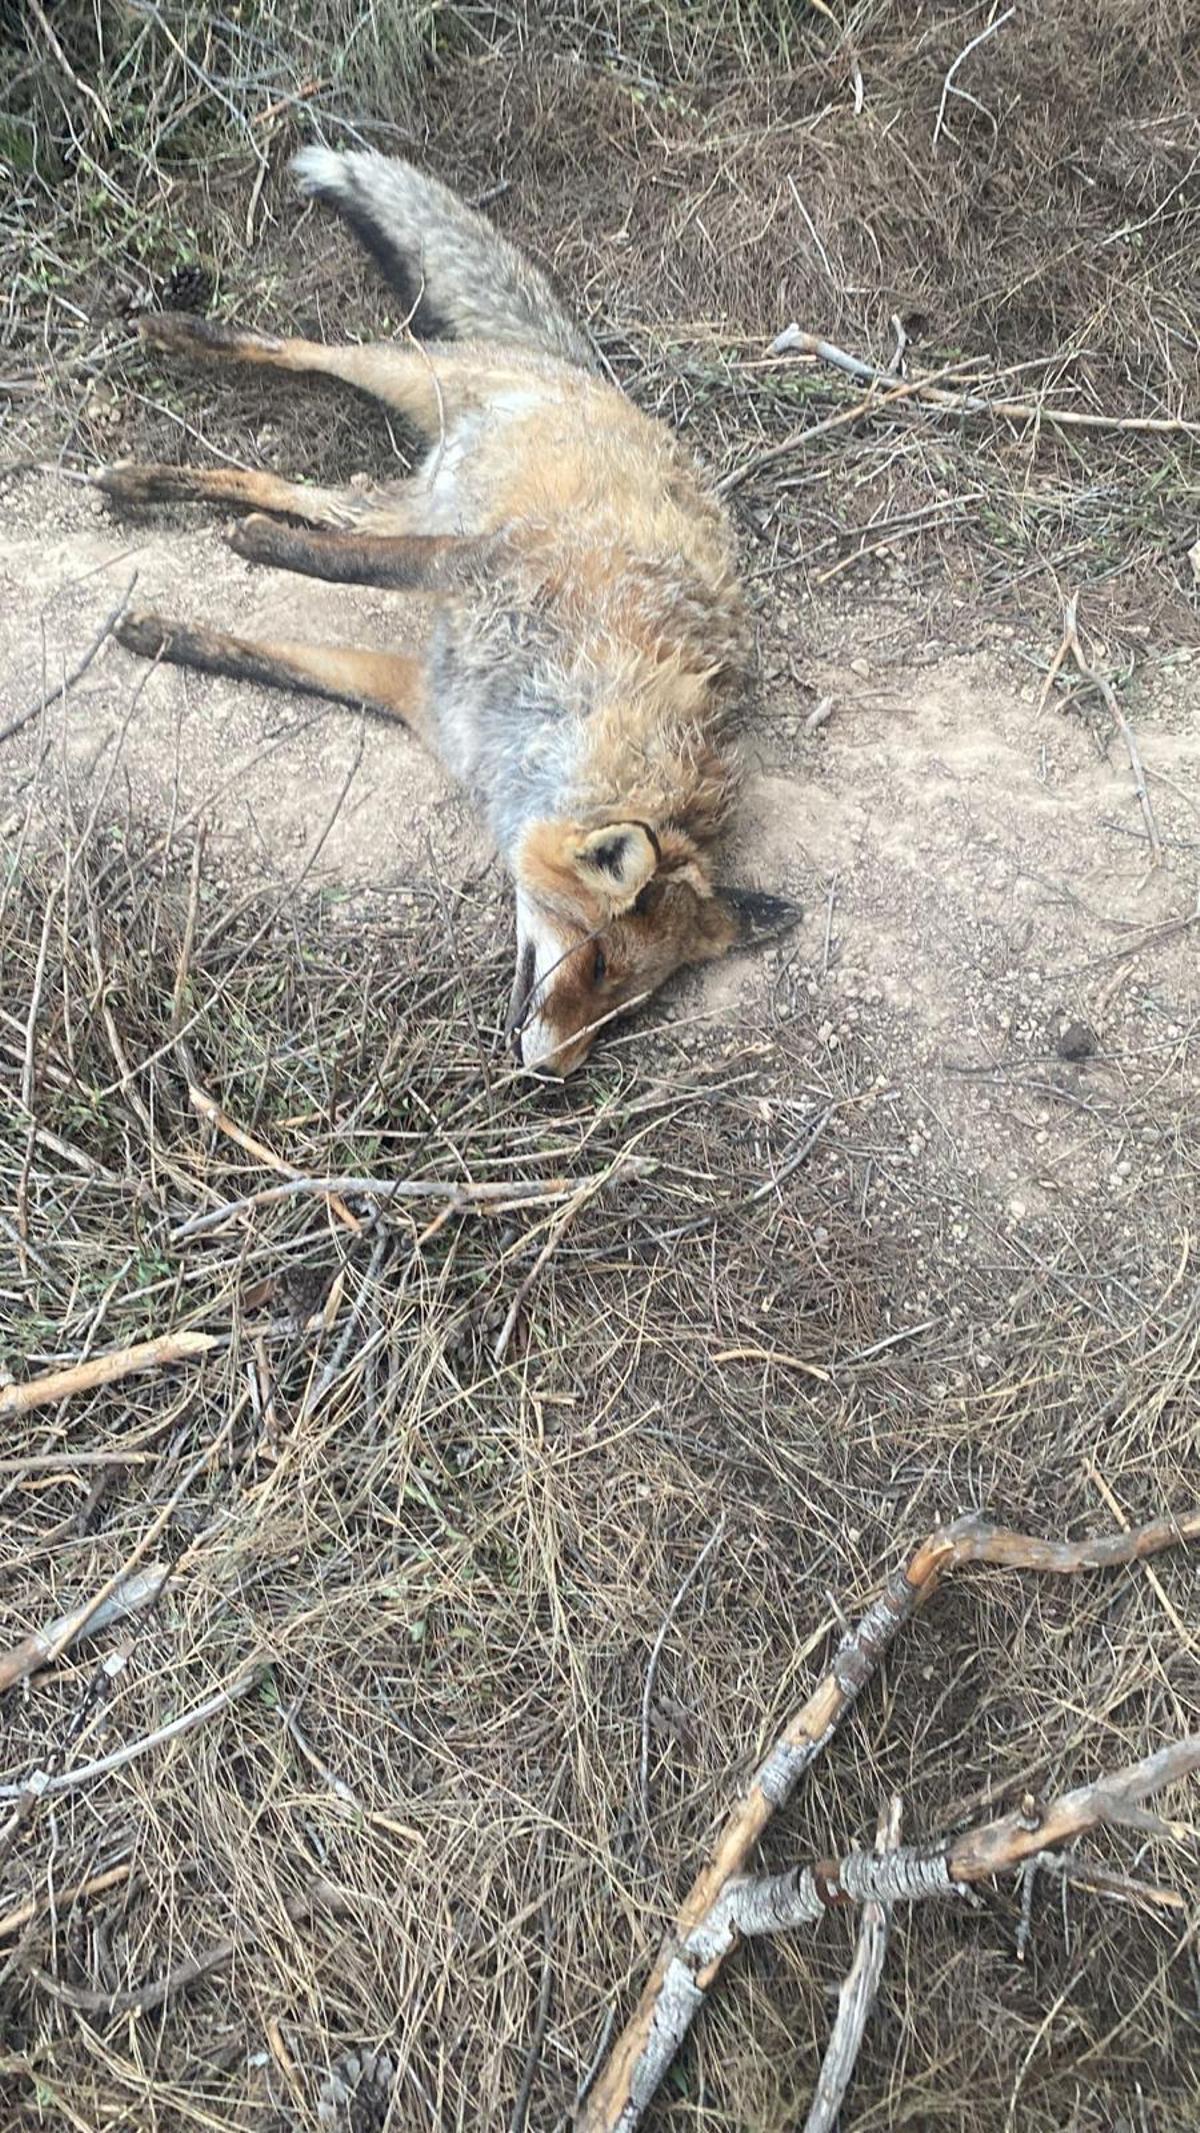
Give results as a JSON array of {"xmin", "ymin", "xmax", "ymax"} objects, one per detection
[
  {"xmin": 803, "ymin": 1796, "xmax": 902, "ymax": 2133},
  {"xmin": 578, "ymin": 1505, "xmax": 1200, "ymax": 2133},
  {"xmin": 697, "ymin": 1734, "xmax": 1200, "ymax": 1942}
]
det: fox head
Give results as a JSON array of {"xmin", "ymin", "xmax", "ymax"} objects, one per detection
[{"xmin": 507, "ymin": 817, "xmax": 801, "ymax": 1075}]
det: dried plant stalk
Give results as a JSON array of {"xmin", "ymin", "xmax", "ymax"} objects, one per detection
[{"xmin": 0, "ymin": 1332, "xmax": 218, "ymax": 1419}]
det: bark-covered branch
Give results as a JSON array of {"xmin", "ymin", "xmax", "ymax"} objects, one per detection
[
  {"xmin": 802, "ymin": 1797, "xmax": 902, "ymax": 2133},
  {"xmin": 578, "ymin": 1506, "xmax": 1200, "ymax": 2133},
  {"xmin": 706, "ymin": 1735, "xmax": 1200, "ymax": 1941}
]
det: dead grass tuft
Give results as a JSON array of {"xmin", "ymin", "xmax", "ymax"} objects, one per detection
[{"xmin": 0, "ymin": 807, "xmax": 1197, "ymax": 2131}]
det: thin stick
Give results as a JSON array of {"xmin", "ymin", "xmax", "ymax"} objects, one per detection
[
  {"xmin": 0, "ymin": 1665, "xmax": 263, "ymax": 1800},
  {"xmin": 578, "ymin": 1504, "xmax": 1200, "ymax": 2132},
  {"xmin": 0, "ymin": 1408, "xmax": 234, "ymax": 1691},
  {"xmin": 24, "ymin": 0, "xmax": 112, "ymax": 133},
  {"xmin": 170, "ymin": 1169, "xmax": 621, "ymax": 1243},
  {"xmin": 0, "ymin": 583, "xmax": 134, "ymax": 747},
  {"xmin": 493, "ymin": 1156, "xmax": 634, "ymax": 1363},
  {"xmin": 28, "ymin": 1882, "xmax": 344, "ymax": 2018},
  {"xmin": 0, "ymin": 1330, "xmax": 219, "ymax": 1419},
  {"xmin": 188, "ymin": 1082, "xmax": 361, "ymax": 1234},
  {"xmin": 767, "ymin": 327, "xmax": 1200, "ymax": 442},
  {"xmin": 640, "ymin": 1517, "xmax": 727, "ymax": 1826},
  {"xmin": 189, "ymin": 1082, "xmax": 296, "ymax": 1176},
  {"xmin": 803, "ymin": 1797, "xmax": 902, "ymax": 2133},
  {"xmin": 0, "ymin": 1566, "xmax": 169, "ymax": 1693},
  {"xmin": 718, "ymin": 368, "xmax": 952, "ymax": 496},
  {"xmin": 32, "ymin": 1938, "xmax": 237, "ymax": 2019},
  {"xmin": 509, "ymin": 1832, "xmax": 556, "ymax": 2133},
  {"xmin": 22, "ymin": 885, "xmax": 61, "ymax": 1114},
  {"xmin": 0, "ymin": 1860, "xmax": 133, "ymax": 1944},
  {"xmin": 932, "ymin": 8, "xmax": 1014, "ymax": 152},
  {"xmin": 1018, "ymin": 1848, "xmax": 1185, "ymax": 1914},
  {"xmin": 0, "ymin": 1450, "xmax": 157, "ymax": 1475},
  {"xmin": 1060, "ymin": 599, "xmax": 1165, "ymax": 865},
  {"xmin": 1036, "ymin": 591, "xmax": 1079, "ymax": 717}
]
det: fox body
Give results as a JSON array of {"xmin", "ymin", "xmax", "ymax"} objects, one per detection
[{"xmin": 99, "ymin": 149, "xmax": 798, "ymax": 1072}]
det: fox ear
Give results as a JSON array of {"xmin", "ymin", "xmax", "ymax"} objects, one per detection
[
  {"xmin": 518, "ymin": 819, "xmax": 662, "ymax": 919},
  {"xmin": 573, "ymin": 822, "xmax": 660, "ymax": 902},
  {"xmin": 693, "ymin": 886, "xmax": 803, "ymax": 960}
]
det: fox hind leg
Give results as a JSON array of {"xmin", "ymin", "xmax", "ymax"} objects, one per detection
[
  {"xmin": 138, "ymin": 313, "xmax": 453, "ymax": 436},
  {"xmin": 93, "ymin": 459, "xmax": 363, "ymax": 528},
  {"xmin": 116, "ymin": 610, "xmax": 428, "ymax": 737},
  {"xmin": 228, "ymin": 516, "xmax": 489, "ymax": 590}
]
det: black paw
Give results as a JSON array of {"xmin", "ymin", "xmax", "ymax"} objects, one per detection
[{"xmin": 115, "ymin": 609, "xmax": 172, "ymax": 659}]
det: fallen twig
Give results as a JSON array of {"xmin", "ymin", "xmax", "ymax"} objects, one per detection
[
  {"xmin": 32, "ymin": 1937, "xmax": 238, "ymax": 2019},
  {"xmin": 578, "ymin": 1504, "xmax": 1200, "ymax": 2132},
  {"xmin": 0, "ymin": 1664, "xmax": 264, "ymax": 1800},
  {"xmin": 0, "ymin": 1448, "xmax": 157, "ymax": 1475},
  {"xmin": 640, "ymin": 1516, "xmax": 727, "ymax": 1830},
  {"xmin": 24, "ymin": 0, "xmax": 112, "ymax": 133},
  {"xmin": 932, "ymin": 7, "xmax": 1014, "ymax": 152},
  {"xmin": 28, "ymin": 1880, "xmax": 346, "ymax": 2018},
  {"xmin": 0, "ymin": 1330, "xmax": 219, "ymax": 1419},
  {"xmin": 493, "ymin": 1146, "xmax": 653, "ymax": 1361},
  {"xmin": 170, "ymin": 1167, "xmax": 641, "ymax": 1243},
  {"xmin": 0, "ymin": 1565, "xmax": 168, "ymax": 1693},
  {"xmin": 0, "ymin": 1407, "xmax": 233, "ymax": 1692},
  {"xmin": 767, "ymin": 327, "xmax": 1200, "ymax": 441},
  {"xmin": 1018, "ymin": 1848, "xmax": 1186, "ymax": 1926},
  {"xmin": 0, "ymin": 1859, "xmax": 133, "ymax": 1944},
  {"xmin": 0, "ymin": 582, "xmax": 135, "ymax": 748},
  {"xmin": 509, "ymin": 1830, "xmax": 557, "ymax": 2133},
  {"xmin": 702, "ymin": 1735, "xmax": 1199, "ymax": 1935},
  {"xmin": 803, "ymin": 1797, "xmax": 902, "ymax": 2133},
  {"xmin": 648, "ymin": 1108, "xmax": 834, "ymax": 1245},
  {"xmin": 718, "ymin": 367, "xmax": 954, "ymax": 495},
  {"xmin": 188, "ymin": 1081, "xmax": 361, "ymax": 1234},
  {"xmin": 1041, "ymin": 594, "xmax": 1165, "ymax": 865}
]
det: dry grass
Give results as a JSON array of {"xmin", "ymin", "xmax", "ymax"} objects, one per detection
[
  {"xmin": 1, "ymin": 811, "xmax": 1197, "ymax": 2132},
  {"xmin": 2, "ymin": 2, "xmax": 1200, "ymax": 2128},
  {"xmin": 3, "ymin": 0, "xmax": 1198, "ymax": 629}
]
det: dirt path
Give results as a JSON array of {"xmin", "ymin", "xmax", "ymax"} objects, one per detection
[{"xmin": 3, "ymin": 470, "xmax": 1198, "ymax": 1255}]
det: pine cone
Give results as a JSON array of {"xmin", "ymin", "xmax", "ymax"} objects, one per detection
[{"xmin": 158, "ymin": 262, "xmax": 214, "ymax": 314}]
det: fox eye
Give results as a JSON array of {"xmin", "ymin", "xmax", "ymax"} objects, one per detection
[{"xmin": 592, "ymin": 947, "xmax": 607, "ymax": 984}]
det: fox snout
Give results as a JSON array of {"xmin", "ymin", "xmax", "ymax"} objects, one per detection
[{"xmin": 506, "ymin": 891, "xmax": 598, "ymax": 1077}]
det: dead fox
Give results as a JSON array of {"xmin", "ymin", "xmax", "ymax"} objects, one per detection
[{"xmin": 97, "ymin": 149, "xmax": 800, "ymax": 1074}]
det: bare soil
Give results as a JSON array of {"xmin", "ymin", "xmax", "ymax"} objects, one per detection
[{"xmin": 5, "ymin": 474, "xmax": 1197, "ymax": 1248}]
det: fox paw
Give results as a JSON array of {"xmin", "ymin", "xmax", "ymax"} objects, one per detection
[
  {"xmin": 138, "ymin": 313, "xmax": 283, "ymax": 360},
  {"xmin": 92, "ymin": 462, "xmax": 185, "ymax": 506},
  {"xmin": 114, "ymin": 609, "xmax": 172, "ymax": 659}
]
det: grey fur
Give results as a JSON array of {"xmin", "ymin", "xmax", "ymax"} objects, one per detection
[
  {"xmin": 427, "ymin": 600, "xmax": 635, "ymax": 859},
  {"xmin": 292, "ymin": 146, "xmax": 597, "ymax": 370}
]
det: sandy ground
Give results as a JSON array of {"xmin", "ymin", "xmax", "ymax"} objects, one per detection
[{"xmin": 3, "ymin": 471, "xmax": 1198, "ymax": 1256}]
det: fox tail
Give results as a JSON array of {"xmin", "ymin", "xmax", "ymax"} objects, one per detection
[{"xmin": 291, "ymin": 147, "xmax": 595, "ymax": 371}]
